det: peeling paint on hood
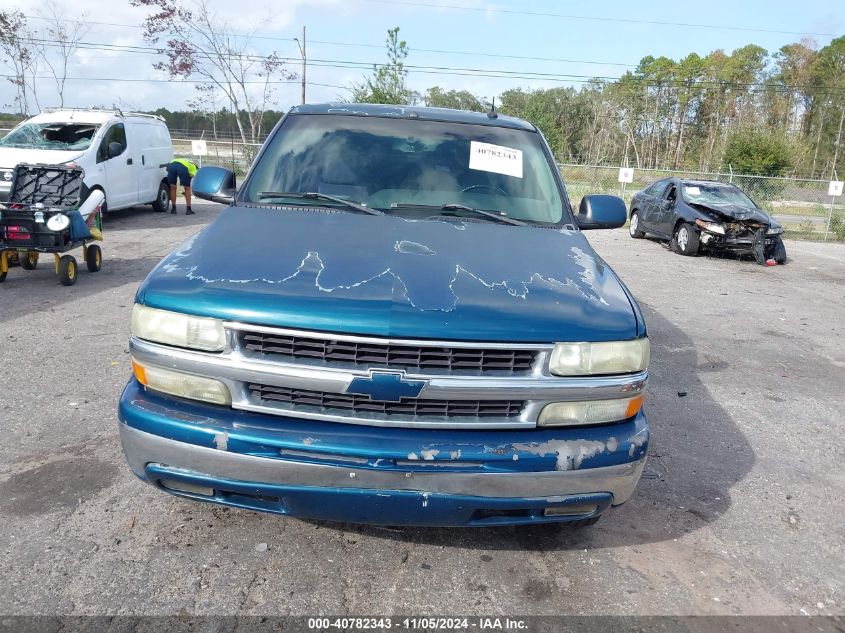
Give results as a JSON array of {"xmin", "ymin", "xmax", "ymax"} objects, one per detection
[{"xmin": 138, "ymin": 207, "xmax": 639, "ymax": 342}]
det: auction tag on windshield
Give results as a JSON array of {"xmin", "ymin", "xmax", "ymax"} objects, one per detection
[
  {"xmin": 469, "ymin": 141, "xmax": 523, "ymax": 178},
  {"xmin": 685, "ymin": 186, "xmax": 701, "ymax": 195}
]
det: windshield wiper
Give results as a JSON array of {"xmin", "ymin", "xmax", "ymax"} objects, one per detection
[
  {"xmin": 257, "ymin": 191, "xmax": 382, "ymax": 216},
  {"xmin": 388, "ymin": 202, "xmax": 526, "ymax": 226}
]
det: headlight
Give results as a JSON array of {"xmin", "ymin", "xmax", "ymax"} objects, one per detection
[
  {"xmin": 549, "ymin": 338, "xmax": 649, "ymax": 376},
  {"xmin": 131, "ymin": 304, "xmax": 225, "ymax": 351},
  {"xmin": 538, "ymin": 395, "xmax": 644, "ymax": 426},
  {"xmin": 132, "ymin": 359, "xmax": 231, "ymax": 405},
  {"xmin": 767, "ymin": 226, "xmax": 783, "ymax": 235},
  {"xmin": 695, "ymin": 219, "xmax": 725, "ymax": 234}
]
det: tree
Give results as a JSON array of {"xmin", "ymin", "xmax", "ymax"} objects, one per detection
[
  {"xmin": 351, "ymin": 27, "xmax": 417, "ymax": 105},
  {"xmin": 34, "ymin": 1, "xmax": 90, "ymax": 108},
  {"xmin": 808, "ymin": 35, "xmax": 845, "ymax": 178},
  {"xmin": 723, "ymin": 128, "xmax": 793, "ymax": 176},
  {"xmin": 187, "ymin": 83, "xmax": 221, "ymax": 139},
  {"xmin": 0, "ymin": 10, "xmax": 37, "ymax": 114},
  {"xmin": 130, "ymin": 0, "xmax": 295, "ymax": 144},
  {"xmin": 423, "ymin": 86, "xmax": 485, "ymax": 111}
]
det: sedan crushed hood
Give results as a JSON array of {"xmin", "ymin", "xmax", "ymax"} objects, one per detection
[
  {"xmin": 137, "ymin": 206, "xmax": 641, "ymax": 342},
  {"xmin": 691, "ymin": 201, "xmax": 771, "ymax": 225}
]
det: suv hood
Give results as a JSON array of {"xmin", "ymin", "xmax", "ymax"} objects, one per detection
[{"xmin": 137, "ymin": 206, "xmax": 641, "ymax": 342}]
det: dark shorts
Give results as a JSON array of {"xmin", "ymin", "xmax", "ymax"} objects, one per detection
[{"xmin": 167, "ymin": 162, "xmax": 191, "ymax": 187}]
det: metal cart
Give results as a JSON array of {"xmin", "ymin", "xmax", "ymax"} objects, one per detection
[{"xmin": 0, "ymin": 164, "xmax": 103, "ymax": 286}]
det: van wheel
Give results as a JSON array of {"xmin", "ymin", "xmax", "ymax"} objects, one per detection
[
  {"xmin": 85, "ymin": 245, "xmax": 102, "ymax": 272},
  {"xmin": 20, "ymin": 252, "xmax": 39, "ymax": 270},
  {"xmin": 58, "ymin": 255, "xmax": 78, "ymax": 286},
  {"xmin": 152, "ymin": 180, "xmax": 170, "ymax": 212}
]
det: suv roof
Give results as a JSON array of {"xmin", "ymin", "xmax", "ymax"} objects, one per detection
[{"xmin": 289, "ymin": 103, "xmax": 537, "ymax": 131}]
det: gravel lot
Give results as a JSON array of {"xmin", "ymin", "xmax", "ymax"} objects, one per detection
[{"xmin": 1, "ymin": 202, "xmax": 843, "ymax": 616}]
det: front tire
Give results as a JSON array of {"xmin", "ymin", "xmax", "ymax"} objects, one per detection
[
  {"xmin": 629, "ymin": 211, "xmax": 645, "ymax": 238},
  {"xmin": 58, "ymin": 255, "xmax": 78, "ymax": 286},
  {"xmin": 20, "ymin": 252, "xmax": 38, "ymax": 270},
  {"xmin": 674, "ymin": 222, "xmax": 699, "ymax": 256},
  {"xmin": 152, "ymin": 180, "xmax": 170, "ymax": 212}
]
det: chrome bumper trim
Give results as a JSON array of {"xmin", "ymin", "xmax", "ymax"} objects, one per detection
[{"xmin": 120, "ymin": 424, "xmax": 646, "ymax": 504}]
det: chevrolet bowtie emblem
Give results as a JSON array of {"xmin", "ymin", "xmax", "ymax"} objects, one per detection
[{"xmin": 346, "ymin": 371, "xmax": 426, "ymax": 402}]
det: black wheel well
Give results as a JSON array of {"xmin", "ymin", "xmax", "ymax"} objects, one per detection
[{"xmin": 674, "ymin": 217, "xmax": 693, "ymax": 234}]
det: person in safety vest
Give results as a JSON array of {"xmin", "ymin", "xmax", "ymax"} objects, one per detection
[{"xmin": 166, "ymin": 158, "xmax": 197, "ymax": 215}]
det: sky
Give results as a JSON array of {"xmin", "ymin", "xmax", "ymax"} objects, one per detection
[{"xmin": 0, "ymin": 0, "xmax": 843, "ymax": 115}]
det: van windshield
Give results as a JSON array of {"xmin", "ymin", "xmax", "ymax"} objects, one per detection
[
  {"xmin": 0, "ymin": 122, "xmax": 100, "ymax": 151},
  {"xmin": 243, "ymin": 114, "xmax": 569, "ymax": 225}
]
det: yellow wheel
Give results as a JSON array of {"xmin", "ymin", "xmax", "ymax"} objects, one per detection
[
  {"xmin": 58, "ymin": 255, "xmax": 78, "ymax": 286},
  {"xmin": 20, "ymin": 252, "xmax": 39, "ymax": 270},
  {"xmin": 86, "ymin": 245, "xmax": 102, "ymax": 272}
]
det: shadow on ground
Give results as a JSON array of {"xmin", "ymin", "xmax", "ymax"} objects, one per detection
[
  {"xmin": 311, "ymin": 305, "xmax": 755, "ymax": 550},
  {"xmin": 102, "ymin": 203, "xmax": 222, "ymax": 233}
]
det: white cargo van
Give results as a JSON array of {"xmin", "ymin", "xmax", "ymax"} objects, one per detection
[{"xmin": 0, "ymin": 108, "xmax": 173, "ymax": 213}]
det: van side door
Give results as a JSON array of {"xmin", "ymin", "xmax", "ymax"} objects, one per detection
[
  {"xmin": 95, "ymin": 122, "xmax": 134, "ymax": 209},
  {"xmin": 134, "ymin": 121, "xmax": 173, "ymax": 204}
]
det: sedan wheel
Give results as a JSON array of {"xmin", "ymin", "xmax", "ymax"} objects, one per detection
[
  {"xmin": 629, "ymin": 212, "xmax": 644, "ymax": 238},
  {"xmin": 674, "ymin": 223, "xmax": 699, "ymax": 256},
  {"xmin": 677, "ymin": 226, "xmax": 689, "ymax": 251}
]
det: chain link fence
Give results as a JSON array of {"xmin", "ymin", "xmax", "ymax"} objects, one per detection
[
  {"xmin": 174, "ymin": 139, "xmax": 845, "ymax": 243},
  {"xmin": 171, "ymin": 138, "xmax": 261, "ymax": 180},
  {"xmin": 3, "ymin": 126, "xmax": 842, "ymax": 242},
  {"xmin": 560, "ymin": 164, "xmax": 845, "ymax": 242}
]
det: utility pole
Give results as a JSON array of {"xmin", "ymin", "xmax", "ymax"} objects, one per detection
[{"xmin": 294, "ymin": 26, "xmax": 306, "ymax": 105}]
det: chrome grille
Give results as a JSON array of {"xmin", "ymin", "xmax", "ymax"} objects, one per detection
[
  {"xmin": 248, "ymin": 383, "xmax": 524, "ymax": 418},
  {"xmin": 239, "ymin": 331, "xmax": 537, "ymax": 373}
]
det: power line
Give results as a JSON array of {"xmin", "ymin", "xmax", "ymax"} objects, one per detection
[
  {"xmin": 15, "ymin": 36, "xmax": 845, "ymax": 95},
  {"xmin": 25, "ymin": 3, "xmax": 835, "ymax": 38},
  {"xmin": 0, "ymin": 73, "xmax": 350, "ymax": 90},
  {"xmin": 21, "ymin": 14, "xmax": 639, "ymax": 69},
  {"xmin": 362, "ymin": 0, "xmax": 838, "ymax": 37}
]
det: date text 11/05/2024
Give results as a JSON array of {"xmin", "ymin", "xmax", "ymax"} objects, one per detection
[{"xmin": 307, "ymin": 617, "xmax": 529, "ymax": 630}]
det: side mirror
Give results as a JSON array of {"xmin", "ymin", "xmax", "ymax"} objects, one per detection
[
  {"xmin": 193, "ymin": 166, "xmax": 236, "ymax": 205},
  {"xmin": 107, "ymin": 141, "xmax": 124, "ymax": 158},
  {"xmin": 576, "ymin": 194, "xmax": 627, "ymax": 230}
]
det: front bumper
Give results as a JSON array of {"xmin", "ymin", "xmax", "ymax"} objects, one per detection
[
  {"xmin": 699, "ymin": 231, "xmax": 775, "ymax": 251},
  {"xmin": 118, "ymin": 380, "xmax": 649, "ymax": 526}
]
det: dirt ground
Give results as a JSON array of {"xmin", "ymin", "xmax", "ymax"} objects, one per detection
[{"xmin": 1, "ymin": 203, "xmax": 842, "ymax": 616}]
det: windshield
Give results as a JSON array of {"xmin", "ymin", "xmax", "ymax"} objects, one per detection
[
  {"xmin": 243, "ymin": 114, "xmax": 568, "ymax": 224},
  {"xmin": 682, "ymin": 182, "xmax": 756, "ymax": 208},
  {"xmin": 0, "ymin": 122, "xmax": 100, "ymax": 151}
]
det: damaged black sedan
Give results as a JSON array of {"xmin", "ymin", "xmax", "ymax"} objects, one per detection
[{"xmin": 628, "ymin": 178, "xmax": 787, "ymax": 265}]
